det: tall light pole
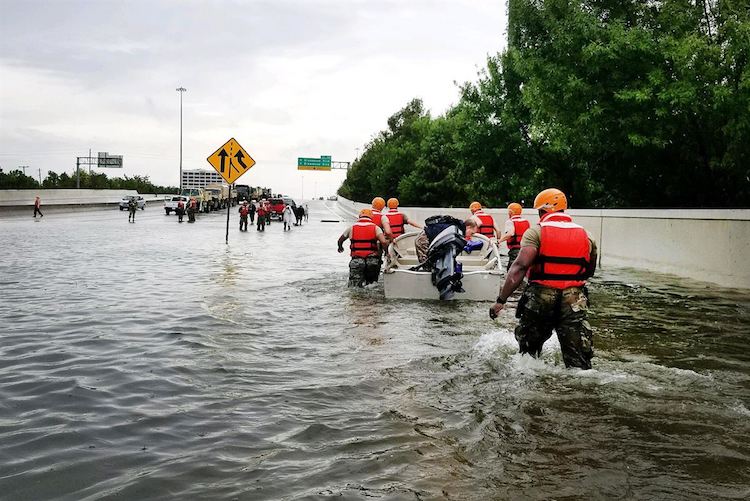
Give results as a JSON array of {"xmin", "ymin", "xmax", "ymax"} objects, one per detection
[{"xmin": 176, "ymin": 86, "xmax": 187, "ymax": 192}]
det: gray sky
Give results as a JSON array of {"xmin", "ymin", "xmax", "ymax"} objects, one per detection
[{"xmin": 0, "ymin": 0, "xmax": 506, "ymax": 198}]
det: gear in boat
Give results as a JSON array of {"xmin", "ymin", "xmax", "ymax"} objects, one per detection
[{"xmin": 384, "ymin": 216, "xmax": 503, "ymax": 300}]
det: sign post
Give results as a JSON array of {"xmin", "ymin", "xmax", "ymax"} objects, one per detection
[
  {"xmin": 207, "ymin": 138, "xmax": 256, "ymax": 244},
  {"xmin": 225, "ymin": 185, "xmax": 232, "ymax": 244}
]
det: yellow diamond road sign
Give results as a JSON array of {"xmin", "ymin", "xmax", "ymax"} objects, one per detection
[{"xmin": 207, "ymin": 138, "xmax": 256, "ymax": 184}]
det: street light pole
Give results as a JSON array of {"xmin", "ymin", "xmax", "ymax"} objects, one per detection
[{"xmin": 176, "ymin": 86, "xmax": 187, "ymax": 193}]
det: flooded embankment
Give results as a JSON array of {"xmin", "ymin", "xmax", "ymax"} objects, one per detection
[{"xmin": 1, "ymin": 201, "xmax": 748, "ymax": 500}]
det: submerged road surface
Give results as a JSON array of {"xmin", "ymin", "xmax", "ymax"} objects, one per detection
[{"xmin": 1, "ymin": 201, "xmax": 749, "ymax": 500}]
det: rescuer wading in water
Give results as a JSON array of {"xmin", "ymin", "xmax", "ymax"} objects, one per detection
[
  {"xmin": 338, "ymin": 208, "xmax": 389, "ymax": 287},
  {"xmin": 380, "ymin": 198, "xmax": 423, "ymax": 240},
  {"xmin": 497, "ymin": 202, "xmax": 530, "ymax": 271},
  {"xmin": 489, "ymin": 188, "xmax": 598, "ymax": 369},
  {"xmin": 469, "ymin": 201, "xmax": 500, "ymax": 239}
]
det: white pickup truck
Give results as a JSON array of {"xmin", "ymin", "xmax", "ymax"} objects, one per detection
[{"xmin": 164, "ymin": 195, "xmax": 190, "ymax": 215}]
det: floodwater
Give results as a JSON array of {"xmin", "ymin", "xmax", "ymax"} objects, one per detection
[{"xmin": 1, "ymin": 201, "xmax": 748, "ymax": 500}]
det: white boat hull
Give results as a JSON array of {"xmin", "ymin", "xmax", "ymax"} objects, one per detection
[
  {"xmin": 383, "ymin": 231, "xmax": 505, "ymax": 301},
  {"xmin": 384, "ymin": 268, "xmax": 503, "ymax": 300}
]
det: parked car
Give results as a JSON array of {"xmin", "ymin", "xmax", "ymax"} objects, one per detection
[
  {"xmin": 119, "ymin": 195, "xmax": 145, "ymax": 211},
  {"xmin": 164, "ymin": 195, "xmax": 189, "ymax": 215},
  {"xmin": 327, "ymin": 195, "xmax": 338, "ymax": 201}
]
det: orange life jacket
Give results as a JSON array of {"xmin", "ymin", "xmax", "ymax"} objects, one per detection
[
  {"xmin": 384, "ymin": 209, "xmax": 405, "ymax": 238},
  {"xmin": 475, "ymin": 211, "xmax": 495, "ymax": 237},
  {"xmin": 177, "ymin": 201, "xmax": 184, "ymax": 209},
  {"xmin": 371, "ymin": 209, "xmax": 383, "ymax": 228},
  {"xmin": 189, "ymin": 199, "xmax": 197, "ymax": 209},
  {"xmin": 350, "ymin": 217, "xmax": 379, "ymax": 258},
  {"xmin": 507, "ymin": 216, "xmax": 530, "ymax": 249},
  {"xmin": 528, "ymin": 213, "xmax": 591, "ymax": 289}
]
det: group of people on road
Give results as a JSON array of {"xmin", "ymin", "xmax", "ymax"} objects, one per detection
[
  {"xmin": 172, "ymin": 197, "xmax": 198, "ymax": 223},
  {"xmin": 337, "ymin": 188, "xmax": 598, "ymax": 370},
  {"xmin": 238, "ymin": 199, "xmax": 309, "ymax": 232}
]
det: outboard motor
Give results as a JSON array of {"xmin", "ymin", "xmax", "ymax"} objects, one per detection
[{"xmin": 420, "ymin": 215, "xmax": 467, "ymax": 300}]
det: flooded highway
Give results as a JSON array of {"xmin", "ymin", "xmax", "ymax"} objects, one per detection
[{"xmin": 1, "ymin": 201, "xmax": 749, "ymax": 500}]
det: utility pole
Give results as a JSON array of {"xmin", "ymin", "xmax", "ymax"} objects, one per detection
[
  {"xmin": 38, "ymin": 168, "xmax": 42, "ymax": 185},
  {"xmin": 176, "ymin": 86, "xmax": 187, "ymax": 192},
  {"xmin": 19, "ymin": 165, "xmax": 29, "ymax": 175}
]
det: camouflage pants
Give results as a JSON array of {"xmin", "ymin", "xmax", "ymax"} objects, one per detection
[
  {"xmin": 349, "ymin": 256, "xmax": 382, "ymax": 287},
  {"xmin": 506, "ymin": 248, "xmax": 520, "ymax": 271},
  {"xmin": 515, "ymin": 283, "xmax": 593, "ymax": 369}
]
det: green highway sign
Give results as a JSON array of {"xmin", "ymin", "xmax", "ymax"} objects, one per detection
[{"xmin": 298, "ymin": 155, "xmax": 332, "ymax": 170}]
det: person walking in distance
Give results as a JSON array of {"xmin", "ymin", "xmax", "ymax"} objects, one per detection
[
  {"xmin": 239, "ymin": 201, "xmax": 250, "ymax": 231},
  {"xmin": 283, "ymin": 204, "xmax": 294, "ymax": 231},
  {"xmin": 489, "ymin": 188, "xmax": 598, "ymax": 369},
  {"xmin": 127, "ymin": 197, "xmax": 137, "ymax": 222},
  {"xmin": 176, "ymin": 199, "xmax": 185, "ymax": 223},
  {"xmin": 497, "ymin": 202, "xmax": 530, "ymax": 271},
  {"xmin": 337, "ymin": 208, "xmax": 389, "ymax": 287},
  {"xmin": 33, "ymin": 196, "xmax": 43, "ymax": 218},
  {"xmin": 249, "ymin": 201, "xmax": 256, "ymax": 225},
  {"xmin": 187, "ymin": 197, "xmax": 197, "ymax": 223},
  {"xmin": 256, "ymin": 201, "xmax": 266, "ymax": 231}
]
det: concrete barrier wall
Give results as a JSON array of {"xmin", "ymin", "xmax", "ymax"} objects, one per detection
[
  {"xmin": 335, "ymin": 197, "xmax": 750, "ymax": 289},
  {"xmin": 0, "ymin": 189, "xmax": 141, "ymax": 206}
]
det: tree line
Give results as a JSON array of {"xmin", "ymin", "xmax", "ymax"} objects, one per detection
[
  {"xmin": 339, "ymin": 0, "xmax": 749, "ymax": 208},
  {"xmin": 0, "ymin": 168, "xmax": 177, "ymax": 194}
]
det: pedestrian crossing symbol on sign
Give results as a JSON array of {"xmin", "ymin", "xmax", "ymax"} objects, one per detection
[{"xmin": 207, "ymin": 138, "xmax": 256, "ymax": 184}]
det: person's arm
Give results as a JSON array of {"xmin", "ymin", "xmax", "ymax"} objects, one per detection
[
  {"xmin": 337, "ymin": 233, "xmax": 348, "ymax": 253},
  {"xmin": 489, "ymin": 246, "xmax": 538, "ymax": 318},
  {"xmin": 493, "ymin": 222, "xmax": 502, "ymax": 240},
  {"xmin": 376, "ymin": 231, "xmax": 389, "ymax": 248},
  {"xmin": 586, "ymin": 237, "xmax": 598, "ymax": 278},
  {"xmin": 497, "ymin": 220, "xmax": 514, "ymax": 244},
  {"xmin": 404, "ymin": 215, "xmax": 422, "ymax": 230},
  {"xmin": 381, "ymin": 216, "xmax": 393, "ymax": 239}
]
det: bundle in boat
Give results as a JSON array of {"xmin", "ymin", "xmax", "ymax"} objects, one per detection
[{"xmin": 384, "ymin": 215, "xmax": 503, "ymax": 301}]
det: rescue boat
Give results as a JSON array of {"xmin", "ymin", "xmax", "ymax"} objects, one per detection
[{"xmin": 383, "ymin": 232, "xmax": 504, "ymax": 300}]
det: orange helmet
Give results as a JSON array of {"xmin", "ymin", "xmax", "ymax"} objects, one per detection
[
  {"xmin": 359, "ymin": 208, "xmax": 373, "ymax": 219},
  {"xmin": 533, "ymin": 188, "xmax": 567, "ymax": 212},
  {"xmin": 469, "ymin": 201, "xmax": 482, "ymax": 213},
  {"xmin": 387, "ymin": 197, "xmax": 399, "ymax": 209},
  {"xmin": 507, "ymin": 202, "xmax": 522, "ymax": 215},
  {"xmin": 372, "ymin": 197, "xmax": 386, "ymax": 210}
]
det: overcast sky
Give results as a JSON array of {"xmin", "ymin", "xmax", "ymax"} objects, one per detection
[{"xmin": 0, "ymin": 0, "xmax": 506, "ymax": 198}]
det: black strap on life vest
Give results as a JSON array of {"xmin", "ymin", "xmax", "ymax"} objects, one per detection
[
  {"xmin": 528, "ymin": 255, "xmax": 590, "ymax": 281},
  {"xmin": 351, "ymin": 238, "xmax": 379, "ymax": 253}
]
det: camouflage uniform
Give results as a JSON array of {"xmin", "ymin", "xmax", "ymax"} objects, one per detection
[
  {"xmin": 128, "ymin": 199, "xmax": 137, "ymax": 222},
  {"xmin": 515, "ymin": 283, "xmax": 593, "ymax": 369},
  {"xmin": 506, "ymin": 248, "xmax": 520, "ymax": 271},
  {"xmin": 349, "ymin": 256, "xmax": 381, "ymax": 287}
]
